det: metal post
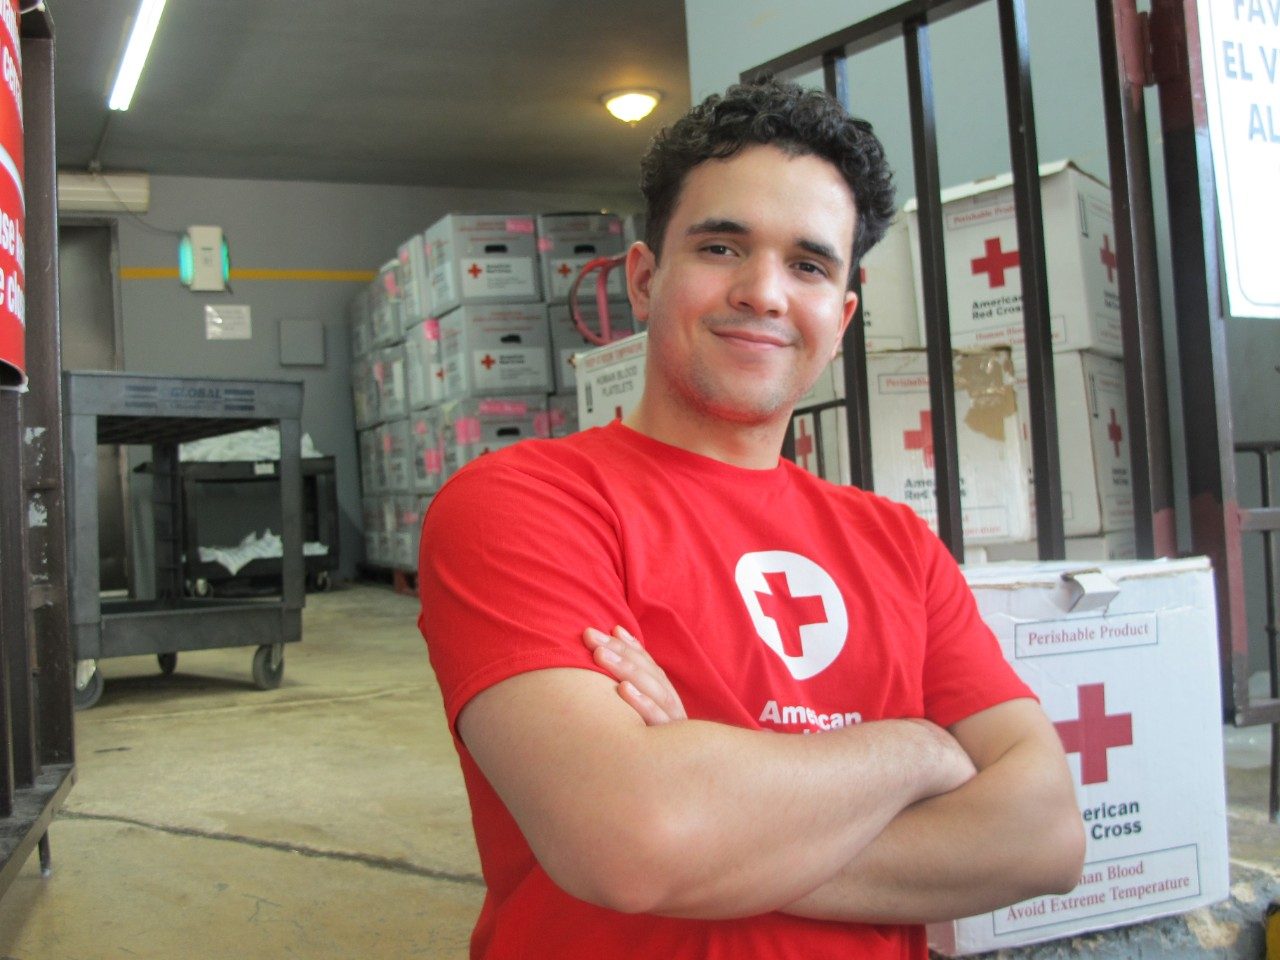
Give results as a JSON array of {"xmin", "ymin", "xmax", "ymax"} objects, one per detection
[{"xmin": 904, "ymin": 16, "xmax": 964, "ymax": 560}]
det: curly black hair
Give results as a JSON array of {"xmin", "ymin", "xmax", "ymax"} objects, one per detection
[{"xmin": 640, "ymin": 78, "xmax": 896, "ymax": 289}]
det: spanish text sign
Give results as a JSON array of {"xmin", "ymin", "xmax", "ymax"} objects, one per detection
[{"xmin": 1198, "ymin": 0, "xmax": 1280, "ymax": 319}]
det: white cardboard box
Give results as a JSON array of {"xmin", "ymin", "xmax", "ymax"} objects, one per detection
[
  {"xmin": 548, "ymin": 300, "xmax": 636, "ymax": 395},
  {"xmin": 441, "ymin": 395, "xmax": 549, "ymax": 477},
  {"xmin": 544, "ymin": 393, "xmax": 580, "ymax": 438},
  {"xmin": 424, "ymin": 214, "xmax": 542, "ymax": 317},
  {"xmin": 575, "ymin": 331, "xmax": 648, "ymax": 430},
  {"xmin": 867, "ymin": 350, "xmax": 1031, "ymax": 543},
  {"xmin": 929, "ymin": 557, "xmax": 1228, "ymax": 955},
  {"xmin": 537, "ymin": 213, "xmax": 627, "ymax": 303},
  {"xmin": 408, "ymin": 407, "xmax": 445, "ymax": 495},
  {"xmin": 439, "ymin": 304, "xmax": 552, "ymax": 400},
  {"xmin": 397, "ymin": 232, "xmax": 433, "ymax": 327},
  {"xmin": 369, "ymin": 344, "xmax": 408, "ymax": 423},
  {"xmin": 376, "ymin": 418, "xmax": 413, "ymax": 493},
  {"xmin": 1011, "ymin": 350, "xmax": 1134, "ymax": 538},
  {"xmin": 983, "ymin": 529, "xmax": 1138, "ymax": 563},
  {"xmin": 369, "ymin": 259, "xmax": 405, "ymax": 348},
  {"xmin": 404, "ymin": 318, "xmax": 444, "ymax": 410},
  {"xmin": 859, "ymin": 216, "xmax": 921, "ymax": 351},
  {"xmin": 905, "ymin": 161, "xmax": 1122, "ymax": 357}
]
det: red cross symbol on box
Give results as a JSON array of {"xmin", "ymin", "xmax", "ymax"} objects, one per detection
[
  {"xmin": 481, "ymin": 354, "xmax": 496, "ymax": 370},
  {"xmin": 435, "ymin": 368, "xmax": 444, "ymax": 380},
  {"xmin": 468, "ymin": 263, "xmax": 483, "ymax": 279},
  {"xmin": 756, "ymin": 571, "xmax": 827, "ymax": 658},
  {"xmin": 1108, "ymin": 408, "xmax": 1123, "ymax": 457},
  {"xmin": 1100, "ymin": 235, "xmax": 1117, "ymax": 284},
  {"xmin": 1054, "ymin": 683, "xmax": 1133, "ymax": 785},
  {"xmin": 970, "ymin": 236, "xmax": 1021, "ymax": 288},
  {"xmin": 794, "ymin": 418, "xmax": 815, "ymax": 472},
  {"xmin": 903, "ymin": 410, "xmax": 934, "ymax": 469},
  {"xmin": 557, "ymin": 263, "xmax": 573, "ymax": 277}
]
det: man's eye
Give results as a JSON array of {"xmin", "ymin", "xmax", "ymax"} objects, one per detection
[
  {"xmin": 703, "ymin": 244, "xmax": 733, "ymax": 256},
  {"xmin": 796, "ymin": 261, "xmax": 827, "ymax": 276}
]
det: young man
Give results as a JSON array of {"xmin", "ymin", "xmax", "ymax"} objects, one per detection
[{"xmin": 418, "ymin": 79, "xmax": 1084, "ymax": 959}]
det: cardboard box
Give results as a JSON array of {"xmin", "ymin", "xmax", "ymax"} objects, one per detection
[
  {"xmin": 376, "ymin": 418, "xmax": 413, "ymax": 493},
  {"xmin": 404, "ymin": 318, "xmax": 444, "ymax": 410},
  {"xmin": 1011, "ymin": 350, "xmax": 1133, "ymax": 538},
  {"xmin": 369, "ymin": 259, "xmax": 405, "ymax": 348},
  {"xmin": 622, "ymin": 212, "xmax": 647, "ymax": 248},
  {"xmin": 441, "ymin": 395, "xmax": 549, "ymax": 477},
  {"xmin": 867, "ymin": 350, "xmax": 1031, "ymax": 543},
  {"xmin": 369, "ymin": 344, "xmax": 408, "ymax": 423},
  {"xmin": 408, "ymin": 407, "xmax": 445, "ymax": 495},
  {"xmin": 537, "ymin": 213, "xmax": 627, "ymax": 303},
  {"xmin": 983, "ymin": 529, "xmax": 1137, "ymax": 563},
  {"xmin": 859, "ymin": 216, "xmax": 921, "ymax": 351},
  {"xmin": 362, "ymin": 496, "xmax": 389, "ymax": 568},
  {"xmin": 348, "ymin": 287, "xmax": 373, "ymax": 359},
  {"xmin": 544, "ymin": 393, "xmax": 580, "ymax": 438},
  {"xmin": 397, "ymin": 232, "xmax": 433, "ymax": 326},
  {"xmin": 439, "ymin": 304, "xmax": 552, "ymax": 400},
  {"xmin": 424, "ymin": 214, "xmax": 542, "ymax": 317},
  {"xmin": 548, "ymin": 300, "xmax": 635, "ymax": 395},
  {"xmin": 350, "ymin": 355, "xmax": 379, "ymax": 430},
  {"xmin": 390, "ymin": 493, "xmax": 426, "ymax": 571},
  {"xmin": 905, "ymin": 161, "xmax": 1121, "ymax": 357},
  {"xmin": 358, "ymin": 429, "xmax": 384, "ymax": 495},
  {"xmin": 929, "ymin": 557, "xmax": 1228, "ymax": 955},
  {"xmin": 575, "ymin": 331, "xmax": 648, "ymax": 430}
]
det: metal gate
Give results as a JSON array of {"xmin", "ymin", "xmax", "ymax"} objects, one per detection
[{"xmin": 748, "ymin": 0, "xmax": 1278, "ymax": 819}]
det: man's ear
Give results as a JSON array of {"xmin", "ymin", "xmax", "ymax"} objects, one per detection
[
  {"xmin": 833, "ymin": 289, "xmax": 858, "ymax": 359},
  {"xmin": 626, "ymin": 241, "xmax": 656, "ymax": 324}
]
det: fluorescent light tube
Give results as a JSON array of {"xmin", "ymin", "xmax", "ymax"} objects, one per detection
[{"xmin": 108, "ymin": 0, "xmax": 168, "ymax": 111}]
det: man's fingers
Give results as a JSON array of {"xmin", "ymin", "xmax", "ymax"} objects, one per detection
[
  {"xmin": 617, "ymin": 680, "xmax": 672, "ymax": 725},
  {"xmin": 582, "ymin": 626, "xmax": 688, "ymax": 722}
]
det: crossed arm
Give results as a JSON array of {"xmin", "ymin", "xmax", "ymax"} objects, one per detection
[{"xmin": 455, "ymin": 625, "xmax": 1084, "ymax": 922}]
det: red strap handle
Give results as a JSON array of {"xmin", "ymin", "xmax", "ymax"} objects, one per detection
[{"xmin": 567, "ymin": 254, "xmax": 627, "ymax": 346}]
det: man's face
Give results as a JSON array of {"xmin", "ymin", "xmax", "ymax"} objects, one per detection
[{"xmin": 628, "ymin": 144, "xmax": 858, "ymax": 428}]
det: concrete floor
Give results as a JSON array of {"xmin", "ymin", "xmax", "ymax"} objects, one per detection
[{"xmin": 0, "ymin": 582, "xmax": 1276, "ymax": 958}]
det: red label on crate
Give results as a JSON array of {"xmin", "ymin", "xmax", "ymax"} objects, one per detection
[
  {"xmin": 413, "ymin": 419, "xmax": 428, "ymax": 436},
  {"xmin": 506, "ymin": 218, "xmax": 534, "ymax": 234},
  {"xmin": 423, "ymin": 449, "xmax": 442, "ymax": 473},
  {"xmin": 0, "ymin": 0, "xmax": 24, "ymax": 390},
  {"xmin": 477, "ymin": 399, "xmax": 528, "ymax": 416},
  {"xmin": 423, "ymin": 318, "xmax": 440, "ymax": 340},
  {"xmin": 533, "ymin": 412, "xmax": 551, "ymax": 437},
  {"xmin": 538, "ymin": 237, "xmax": 554, "ymax": 253},
  {"xmin": 455, "ymin": 416, "xmax": 482, "ymax": 444}
]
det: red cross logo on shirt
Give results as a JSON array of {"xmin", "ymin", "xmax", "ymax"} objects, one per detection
[
  {"xmin": 1108, "ymin": 408, "xmax": 1123, "ymax": 457},
  {"xmin": 904, "ymin": 410, "xmax": 934, "ymax": 469},
  {"xmin": 557, "ymin": 263, "xmax": 573, "ymax": 277},
  {"xmin": 1100, "ymin": 235, "xmax": 1117, "ymax": 284},
  {"xmin": 970, "ymin": 237, "xmax": 1021, "ymax": 288},
  {"xmin": 794, "ymin": 418, "xmax": 815, "ymax": 472},
  {"xmin": 1054, "ymin": 683, "xmax": 1133, "ymax": 785},
  {"xmin": 756, "ymin": 572, "xmax": 827, "ymax": 658},
  {"xmin": 481, "ymin": 354, "xmax": 496, "ymax": 370},
  {"xmin": 468, "ymin": 263, "xmax": 483, "ymax": 279}
]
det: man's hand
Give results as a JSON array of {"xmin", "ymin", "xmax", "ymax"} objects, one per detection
[{"xmin": 583, "ymin": 626, "xmax": 687, "ymax": 724}]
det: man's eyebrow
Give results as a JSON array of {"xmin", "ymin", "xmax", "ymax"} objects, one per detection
[
  {"xmin": 797, "ymin": 238, "xmax": 844, "ymax": 270},
  {"xmin": 685, "ymin": 217, "xmax": 749, "ymax": 237}
]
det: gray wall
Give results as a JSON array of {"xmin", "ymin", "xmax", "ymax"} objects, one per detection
[
  {"xmin": 75, "ymin": 172, "xmax": 636, "ymax": 581},
  {"xmin": 685, "ymin": 0, "xmax": 1278, "ymax": 668}
]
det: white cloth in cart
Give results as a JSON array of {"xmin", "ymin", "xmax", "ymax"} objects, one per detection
[
  {"xmin": 179, "ymin": 426, "xmax": 324, "ymax": 462},
  {"xmin": 197, "ymin": 529, "xmax": 329, "ymax": 576}
]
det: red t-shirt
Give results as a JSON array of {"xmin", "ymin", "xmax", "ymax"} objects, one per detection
[{"xmin": 418, "ymin": 421, "xmax": 1033, "ymax": 960}]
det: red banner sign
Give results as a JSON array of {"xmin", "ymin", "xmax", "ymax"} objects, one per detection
[{"xmin": 0, "ymin": 0, "xmax": 24, "ymax": 390}]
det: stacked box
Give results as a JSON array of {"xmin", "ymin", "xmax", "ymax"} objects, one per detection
[
  {"xmin": 370, "ymin": 258, "xmax": 405, "ymax": 348},
  {"xmin": 930, "ymin": 558, "xmax": 1228, "ymax": 954},
  {"xmin": 398, "ymin": 232, "xmax": 432, "ymax": 327},
  {"xmin": 985, "ymin": 529, "xmax": 1137, "ymax": 563},
  {"xmin": 622, "ymin": 212, "xmax": 646, "ymax": 248},
  {"xmin": 408, "ymin": 407, "xmax": 446, "ymax": 494},
  {"xmin": 575, "ymin": 332, "xmax": 648, "ymax": 431},
  {"xmin": 390, "ymin": 494, "xmax": 426, "ymax": 571},
  {"xmin": 424, "ymin": 214, "xmax": 542, "ymax": 317},
  {"xmin": 410, "ymin": 495, "xmax": 435, "ymax": 567},
  {"xmin": 866, "ymin": 349, "xmax": 1031, "ymax": 544},
  {"xmin": 904, "ymin": 160, "xmax": 1120, "ymax": 357},
  {"xmin": 544, "ymin": 394, "xmax": 579, "ymax": 439},
  {"xmin": 441, "ymin": 395, "xmax": 549, "ymax": 477},
  {"xmin": 370, "ymin": 344, "xmax": 408, "ymax": 423},
  {"xmin": 377, "ymin": 419, "xmax": 413, "ymax": 494},
  {"xmin": 858, "ymin": 216, "xmax": 921, "ymax": 352},
  {"xmin": 351, "ymin": 355, "xmax": 379, "ymax": 430},
  {"xmin": 536, "ymin": 213, "xmax": 627, "ymax": 303},
  {"xmin": 362, "ymin": 496, "xmax": 390, "ymax": 568},
  {"xmin": 440, "ymin": 304, "xmax": 552, "ymax": 401},
  {"xmin": 548, "ymin": 301, "xmax": 635, "ymax": 395},
  {"xmin": 348, "ymin": 287, "xmax": 372, "ymax": 359},
  {"xmin": 358, "ymin": 428, "xmax": 385, "ymax": 495},
  {"xmin": 404, "ymin": 318, "xmax": 444, "ymax": 410}
]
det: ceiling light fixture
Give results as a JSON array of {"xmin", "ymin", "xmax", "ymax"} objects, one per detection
[
  {"xmin": 602, "ymin": 90, "xmax": 661, "ymax": 124},
  {"xmin": 108, "ymin": 0, "xmax": 168, "ymax": 111}
]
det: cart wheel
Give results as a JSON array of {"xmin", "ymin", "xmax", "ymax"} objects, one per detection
[
  {"xmin": 157, "ymin": 652, "xmax": 178, "ymax": 676},
  {"xmin": 252, "ymin": 643, "xmax": 284, "ymax": 690},
  {"xmin": 313, "ymin": 570, "xmax": 332, "ymax": 592},
  {"xmin": 74, "ymin": 662, "xmax": 104, "ymax": 711},
  {"xmin": 192, "ymin": 577, "xmax": 212, "ymax": 598}
]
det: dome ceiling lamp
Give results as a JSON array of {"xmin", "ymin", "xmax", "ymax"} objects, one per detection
[{"xmin": 602, "ymin": 89, "xmax": 662, "ymax": 125}]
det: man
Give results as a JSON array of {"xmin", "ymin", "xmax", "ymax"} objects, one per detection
[{"xmin": 418, "ymin": 79, "xmax": 1084, "ymax": 959}]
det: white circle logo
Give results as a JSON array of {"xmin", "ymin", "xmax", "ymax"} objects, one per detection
[{"xmin": 734, "ymin": 551, "xmax": 848, "ymax": 680}]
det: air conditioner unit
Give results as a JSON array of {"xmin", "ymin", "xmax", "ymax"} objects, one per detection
[{"xmin": 57, "ymin": 171, "xmax": 150, "ymax": 214}]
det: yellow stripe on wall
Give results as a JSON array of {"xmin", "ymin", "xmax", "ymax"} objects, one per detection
[{"xmin": 120, "ymin": 267, "xmax": 376, "ymax": 283}]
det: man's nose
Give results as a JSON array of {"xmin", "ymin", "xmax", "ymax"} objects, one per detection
[{"xmin": 729, "ymin": 255, "xmax": 787, "ymax": 316}]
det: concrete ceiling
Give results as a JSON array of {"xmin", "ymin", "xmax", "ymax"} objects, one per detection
[{"xmin": 47, "ymin": 0, "xmax": 691, "ymax": 203}]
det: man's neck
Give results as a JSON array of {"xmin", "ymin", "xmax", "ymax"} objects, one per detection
[{"xmin": 623, "ymin": 393, "xmax": 789, "ymax": 470}]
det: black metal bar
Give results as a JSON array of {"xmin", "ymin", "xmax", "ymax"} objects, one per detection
[
  {"xmin": 1241, "ymin": 509, "xmax": 1280, "ymax": 534},
  {"xmin": 1152, "ymin": 0, "xmax": 1250, "ymax": 720},
  {"xmin": 0, "ymin": 392, "xmax": 36, "ymax": 789},
  {"xmin": 1096, "ymin": 0, "xmax": 1177, "ymax": 559},
  {"xmin": 904, "ymin": 17, "xmax": 963, "ymax": 560},
  {"xmin": 741, "ymin": 0, "xmax": 989, "ymax": 81},
  {"xmin": 0, "ymin": 397, "xmax": 16, "ymax": 819},
  {"xmin": 824, "ymin": 49, "xmax": 874, "ymax": 489},
  {"xmin": 997, "ymin": 0, "xmax": 1064, "ymax": 560},
  {"xmin": 1255, "ymin": 448, "xmax": 1278, "ymax": 821}
]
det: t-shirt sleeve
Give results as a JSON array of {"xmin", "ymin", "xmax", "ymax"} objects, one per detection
[
  {"xmin": 417, "ymin": 456, "xmax": 632, "ymax": 732},
  {"xmin": 911, "ymin": 515, "xmax": 1036, "ymax": 728}
]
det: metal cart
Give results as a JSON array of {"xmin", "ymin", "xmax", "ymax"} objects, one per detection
[
  {"xmin": 64, "ymin": 371, "xmax": 305, "ymax": 708},
  {"xmin": 179, "ymin": 456, "xmax": 339, "ymax": 597}
]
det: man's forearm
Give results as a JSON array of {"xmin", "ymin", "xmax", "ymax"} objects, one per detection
[{"xmin": 781, "ymin": 703, "xmax": 1085, "ymax": 924}]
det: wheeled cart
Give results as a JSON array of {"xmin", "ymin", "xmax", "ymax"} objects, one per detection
[
  {"xmin": 179, "ymin": 456, "xmax": 340, "ymax": 597},
  {"xmin": 64, "ymin": 371, "xmax": 306, "ymax": 708}
]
